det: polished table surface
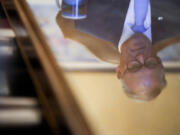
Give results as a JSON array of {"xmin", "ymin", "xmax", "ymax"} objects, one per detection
[{"xmin": 65, "ymin": 72, "xmax": 180, "ymax": 135}]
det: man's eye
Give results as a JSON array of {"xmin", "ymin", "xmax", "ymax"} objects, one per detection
[
  {"xmin": 128, "ymin": 62, "xmax": 141, "ymax": 72},
  {"xmin": 145, "ymin": 58, "xmax": 159, "ymax": 68}
]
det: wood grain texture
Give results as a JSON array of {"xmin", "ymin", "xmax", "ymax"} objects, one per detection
[{"xmin": 65, "ymin": 72, "xmax": 180, "ymax": 135}]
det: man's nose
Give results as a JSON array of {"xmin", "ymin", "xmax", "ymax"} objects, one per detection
[{"xmin": 136, "ymin": 54, "xmax": 144, "ymax": 64}]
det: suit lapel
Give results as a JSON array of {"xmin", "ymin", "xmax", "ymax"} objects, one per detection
[{"xmin": 151, "ymin": 0, "xmax": 180, "ymax": 44}]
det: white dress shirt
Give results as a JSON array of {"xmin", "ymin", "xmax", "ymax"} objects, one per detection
[{"xmin": 118, "ymin": 0, "xmax": 152, "ymax": 52}]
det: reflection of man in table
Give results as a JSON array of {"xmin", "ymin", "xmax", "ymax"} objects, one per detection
[{"xmin": 57, "ymin": 0, "xmax": 180, "ymax": 101}]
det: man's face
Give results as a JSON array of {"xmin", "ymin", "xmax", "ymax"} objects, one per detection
[{"xmin": 117, "ymin": 33, "xmax": 165, "ymax": 96}]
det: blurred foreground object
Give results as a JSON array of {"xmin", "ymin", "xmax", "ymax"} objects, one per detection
[{"xmin": 0, "ymin": 97, "xmax": 41, "ymax": 126}]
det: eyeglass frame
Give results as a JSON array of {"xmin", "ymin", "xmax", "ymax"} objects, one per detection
[{"xmin": 121, "ymin": 56, "xmax": 162, "ymax": 77}]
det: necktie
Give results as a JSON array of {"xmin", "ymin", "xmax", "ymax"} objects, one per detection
[{"xmin": 133, "ymin": 0, "xmax": 149, "ymax": 32}]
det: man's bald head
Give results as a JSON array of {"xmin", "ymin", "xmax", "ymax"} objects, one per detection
[
  {"xmin": 122, "ymin": 66, "xmax": 166, "ymax": 101},
  {"xmin": 117, "ymin": 33, "xmax": 166, "ymax": 101}
]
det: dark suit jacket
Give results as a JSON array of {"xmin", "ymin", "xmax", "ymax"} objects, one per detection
[{"xmin": 75, "ymin": 0, "xmax": 180, "ymax": 48}]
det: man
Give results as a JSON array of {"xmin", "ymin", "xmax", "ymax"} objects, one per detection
[{"xmin": 56, "ymin": 0, "xmax": 180, "ymax": 101}]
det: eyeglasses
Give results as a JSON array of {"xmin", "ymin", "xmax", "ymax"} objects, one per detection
[{"xmin": 125, "ymin": 57, "xmax": 161, "ymax": 73}]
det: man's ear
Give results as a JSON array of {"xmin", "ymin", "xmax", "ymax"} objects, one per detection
[{"xmin": 116, "ymin": 66, "xmax": 122, "ymax": 79}]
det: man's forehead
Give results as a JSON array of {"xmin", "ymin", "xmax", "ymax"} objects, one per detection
[
  {"xmin": 124, "ymin": 67, "xmax": 163, "ymax": 81},
  {"xmin": 124, "ymin": 72, "xmax": 162, "ymax": 93}
]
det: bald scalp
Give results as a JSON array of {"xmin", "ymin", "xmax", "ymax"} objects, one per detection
[{"xmin": 121, "ymin": 69, "xmax": 166, "ymax": 101}]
